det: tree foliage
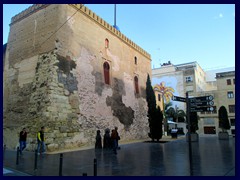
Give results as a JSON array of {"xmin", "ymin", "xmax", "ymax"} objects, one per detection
[
  {"xmin": 186, "ymin": 112, "xmax": 199, "ymax": 133},
  {"xmin": 164, "ymin": 102, "xmax": 186, "ymax": 122},
  {"xmin": 146, "ymin": 74, "xmax": 163, "ymax": 141},
  {"xmin": 218, "ymin": 106, "xmax": 230, "ymax": 132}
]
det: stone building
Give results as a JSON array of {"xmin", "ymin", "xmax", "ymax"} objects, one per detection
[
  {"xmin": 197, "ymin": 71, "xmax": 235, "ymax": 135},
  {"xmin": 3, "ymin": 4, "xmax": 151, "ymax": 152},
  {"xmin": 152, "ymin": 61, "xmax": 205, "ymax": 115},
  {"xmin": 152, "ymin": 62, "xmax": 235, "ymax": 135}
]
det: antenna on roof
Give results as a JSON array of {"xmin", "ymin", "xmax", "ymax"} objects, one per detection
[
  {"xmin": 113, "ymin": 4, "xmax": 120, "ymax": 31},
  {"xmin": 114, "ymin": 4, "xmax": 116, "ymax": 27}
]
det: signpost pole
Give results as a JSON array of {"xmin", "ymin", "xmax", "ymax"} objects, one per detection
[
  {"xmin": 173, "ymin": 93, "xmax": 214, "ymax": 176},
  {"xmin": 186, "ymin": 92, "xmax": 193, "ymax": 176}
]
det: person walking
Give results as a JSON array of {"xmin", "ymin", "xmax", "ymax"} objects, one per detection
[
  {"xmin": 111, "ymin": 127, "xmax": 118, "ymax": 154},
  {"xmin": 115, "ymin": 127, "xmax": 121, "ymax": 150},
  {"xmin": 103, "ymin": 128, "xmax": 112, "ymax": 149},
  {"xmin": 37, "ymin": 126, "xmax": 46, "ymax": 155},
  {"xmin": 19, "ymin": 128, "xmax": 27, "ymax": 155},
  {"xmin": 95, "ymin": 130, "xmax": 102, "ymax": 149}
]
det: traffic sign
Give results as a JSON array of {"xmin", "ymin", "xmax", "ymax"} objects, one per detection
[
  {"xmin": 190, "ymin": 106, "xmax": 215, "ymax": 112},
  {"xmin": 190, "ymin": 101, "xmax": 214, "ymax": 107},
  {"xmin": 189, "ymin": 95, "xmax": 214, "ymax": 103},
  {"xmin": 172, "ymin": 96, "xmax": 186, "ymax": 102}
]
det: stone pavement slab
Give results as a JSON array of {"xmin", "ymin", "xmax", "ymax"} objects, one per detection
[
  {"xmin": 3, "ymin": 135, "xmax": 235, "ymax": 176},
  {"xmin": 3, "ymin": 167, "xmax": 31, "ymax": 176}
]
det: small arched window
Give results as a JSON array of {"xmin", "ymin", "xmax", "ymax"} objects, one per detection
[
  {"xmin": 134, "ymin": 76, "xmax": 139, "ymax": 94},
  {"xmin": 105, "ymin": 38, "xmax": 109, "ymax": 48},
  {"xmin": 134, "ymin": 56, "xmax": 137, "ymax": 65},
  {"xmin": 103, "ymin": 62, "xmax": 110, "ymax": 85}
]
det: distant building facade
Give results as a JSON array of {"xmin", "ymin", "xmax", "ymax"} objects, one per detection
[
  {"xmin": 152, "ymin": 62, "xmax": 235, "ymax": 135},
  {"xmin": 3, "ymin": 4, "xmax": 151, "ymax": 151}
]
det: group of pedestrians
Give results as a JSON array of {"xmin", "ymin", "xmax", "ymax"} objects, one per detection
[
  {"xmin": 95, "ymin": 127, "xmax": 120, "ymax": 154},
  {"xmin": 19, "ymin": 126, "xmax": 45, "ymax": 155},
  {"xmin": 19, "ymin": 126, "xmax": 121, "ymax": 155}
]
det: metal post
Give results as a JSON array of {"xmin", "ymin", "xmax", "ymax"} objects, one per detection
[
  {"xmin": 34, "ymin": 149, "xmax": 38, "ymax": 170},
  {"xmin": 162, "ymin": 94, "xmax": 167, "ymax": 135},
  {"xmin": 114, "ymin": 4, "xmax": 116, "ymax": 27},
  {"xmin": 16, "ymin": 147, "xmax": 20, "ymax": 165},
  {"xmin": 186, "ymin": 92, "xmax": 193, "ymax": 176},
  {"xmin": 93, "ymin": 158, "xmax": 97, "ymax": 176},
  {"xmin": 59, "ymin": 153, "xmax": 63, "ymax": 176},
  {"xmin": 3, "ymin": 144, "xmax": 6, "ymax": 161}
]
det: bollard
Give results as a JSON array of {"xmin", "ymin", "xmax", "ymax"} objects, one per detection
[
  {"xmin": 82, "ymin": 173, "xmax": 87, "ymax": 176},
  {"xmin": 59, "ymin": 153, "xmax": 63, "ymax": 176},
  {"xmin": 3, "ymin": 144, "xmax": 6, "ymax": 161},
  {"xmin": 16, "ymin": 147, "xmax": 20, "ymax": 165},
  {"xmin": 34, "ymin": 149, "xmax": 38, "ymax": 170},
  {"xmin": 93, "ymin": 158, "xmax": 97, "ymax": 176}
]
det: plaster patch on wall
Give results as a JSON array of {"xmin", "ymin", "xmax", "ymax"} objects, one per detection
[
  {"xmin": 92, "ymin": 71, "xmax": 104, "ymax": 96},
  {"xmin": 122, "ymin": 72, "xmax": 135, "ymax": 107},
  {"xmin": 94, "ymin": 87, "xmax": 113, "ymax": 119},
  {"xmin": 132, "ymin": 97, "xmax": 149, "ymax": 137},
  {"xmin": 106, "ymin": 78, "xmax": 134, "ymax": 128},
  {"xmin": 106, "ymin": 48, "xmax": 120, "ymax": 72},
  {"xmin": 76, "ymin": 48, "xmax": 97, "ymax": 117},
  {"xmin": 14, "ymin": 56, "xmax": 38, "ymax": 87},
  {"xmin": 56, "ymin": 55, "xmax": 76, "ymax": 74},
  {"xmin": 7, "ymin": 68, "xmax": 17, "ymax": 82},
  {"xmin": 121, "ymin": 72, "xmax": 148, "ymax": 135},
  {"xmin": 58, "ymin": 72, "xmax": 78, "ymax": 93},
  {"xmin": 67, "ymin": 16, "xmax": 75, "ymax": 29},
  {"xmin": 55, "ymin": 55, "xmax": 78, "ymax": 93},
  {"xmin": 140, "ymin": 86, "xmax": 146, "ymax": 99},
  {"xmin": 75, "ymin": 47, "xmax": 113, "ymax": 122}
]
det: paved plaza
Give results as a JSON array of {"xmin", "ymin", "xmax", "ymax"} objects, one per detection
[{"xmin": 3, "ymin": 135, "xmax": 235, "ymax": 176}]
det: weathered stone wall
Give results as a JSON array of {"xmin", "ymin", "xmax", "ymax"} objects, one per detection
[
  {"xmin": 3, "ymin": 4, "xmax": 60, "ymax": 150},
  {"xmin": 3, "ymin": 4, "xmax": 152, "ymax": 152}
]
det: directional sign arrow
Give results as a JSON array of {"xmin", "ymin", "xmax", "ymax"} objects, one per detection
[
  {"xmin": 208, "ymin": 101, "xmax": 214, "ymax": 106},
  {"xmin": 190, "ymin": 95, "xmax": 214, "ymax": 103},
  {"xmin": 190, "ymin": 106, "xmax": 215, "ymax": 112},
  {"xmin": 190, "ymin": 101, "xmax": 214, "ymax": 107},
  {"xmin": 172, "ymin": 96, "xmax": 186, "ymax": 102}
]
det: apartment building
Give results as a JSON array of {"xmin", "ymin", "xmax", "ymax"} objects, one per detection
[{"xmin": 152, "ymin": 62, "xmax": 235, "ymax": 135}]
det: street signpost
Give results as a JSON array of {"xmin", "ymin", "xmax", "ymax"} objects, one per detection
[
  {"xmin": 190, "ymin": 106, "xmax": 215, "ymax": 112},
  {"xmin": 172, "ymin": 95, "xmax": 186, "ymax": 102},
  {"xmin": 172, "ymin": 95, "xmax": 215, "ymax": 112},
  {"xmin": 190, "ymin": 101, "xmax": 214, "ymax": 107},
  {"xmin": 189, "ymin": 95, "xmax": 214, "ymax": 112},
  {"xmin": 189, "ymin": 95, "xmax": 213, "ymax": 102},
  {"xmin": 172, "ymin": 94, "xmax": 215, "ymax": 176}
]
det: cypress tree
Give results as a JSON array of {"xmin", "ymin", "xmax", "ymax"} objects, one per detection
[
  {"xmin": 218, "ymin": 106, "xmax": 230, "ymax": 132},
  {"xmin": 146, "ymin": 74, "xmax": 163, "ymax": 141},
  {"xmin": 188, "ymin": 112, "xmax": 199, "ymax": 133}
]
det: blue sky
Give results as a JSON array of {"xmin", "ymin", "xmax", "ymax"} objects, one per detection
[{"xmin": 3, "ymin": 4, "xmax": 235, "ymax": 70}]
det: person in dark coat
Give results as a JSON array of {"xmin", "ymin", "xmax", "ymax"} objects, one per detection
[
  {"xmin": 111, "ymin": 127, "xmax": 118, "ymax": 154},
  {"xmin": 103, "ymin": 128, "xmax": 112, "ymax": 149},
  {"xmin": 19, "ymin": 128, "xmax": 27, "ymax": 155},
  {"xmin": 95, "ymin": 130, "xmax": 102, "ymax": 149},
  {"xmin": 115, "ymin": 127, "xmax": 121, "ymax": 150}
]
